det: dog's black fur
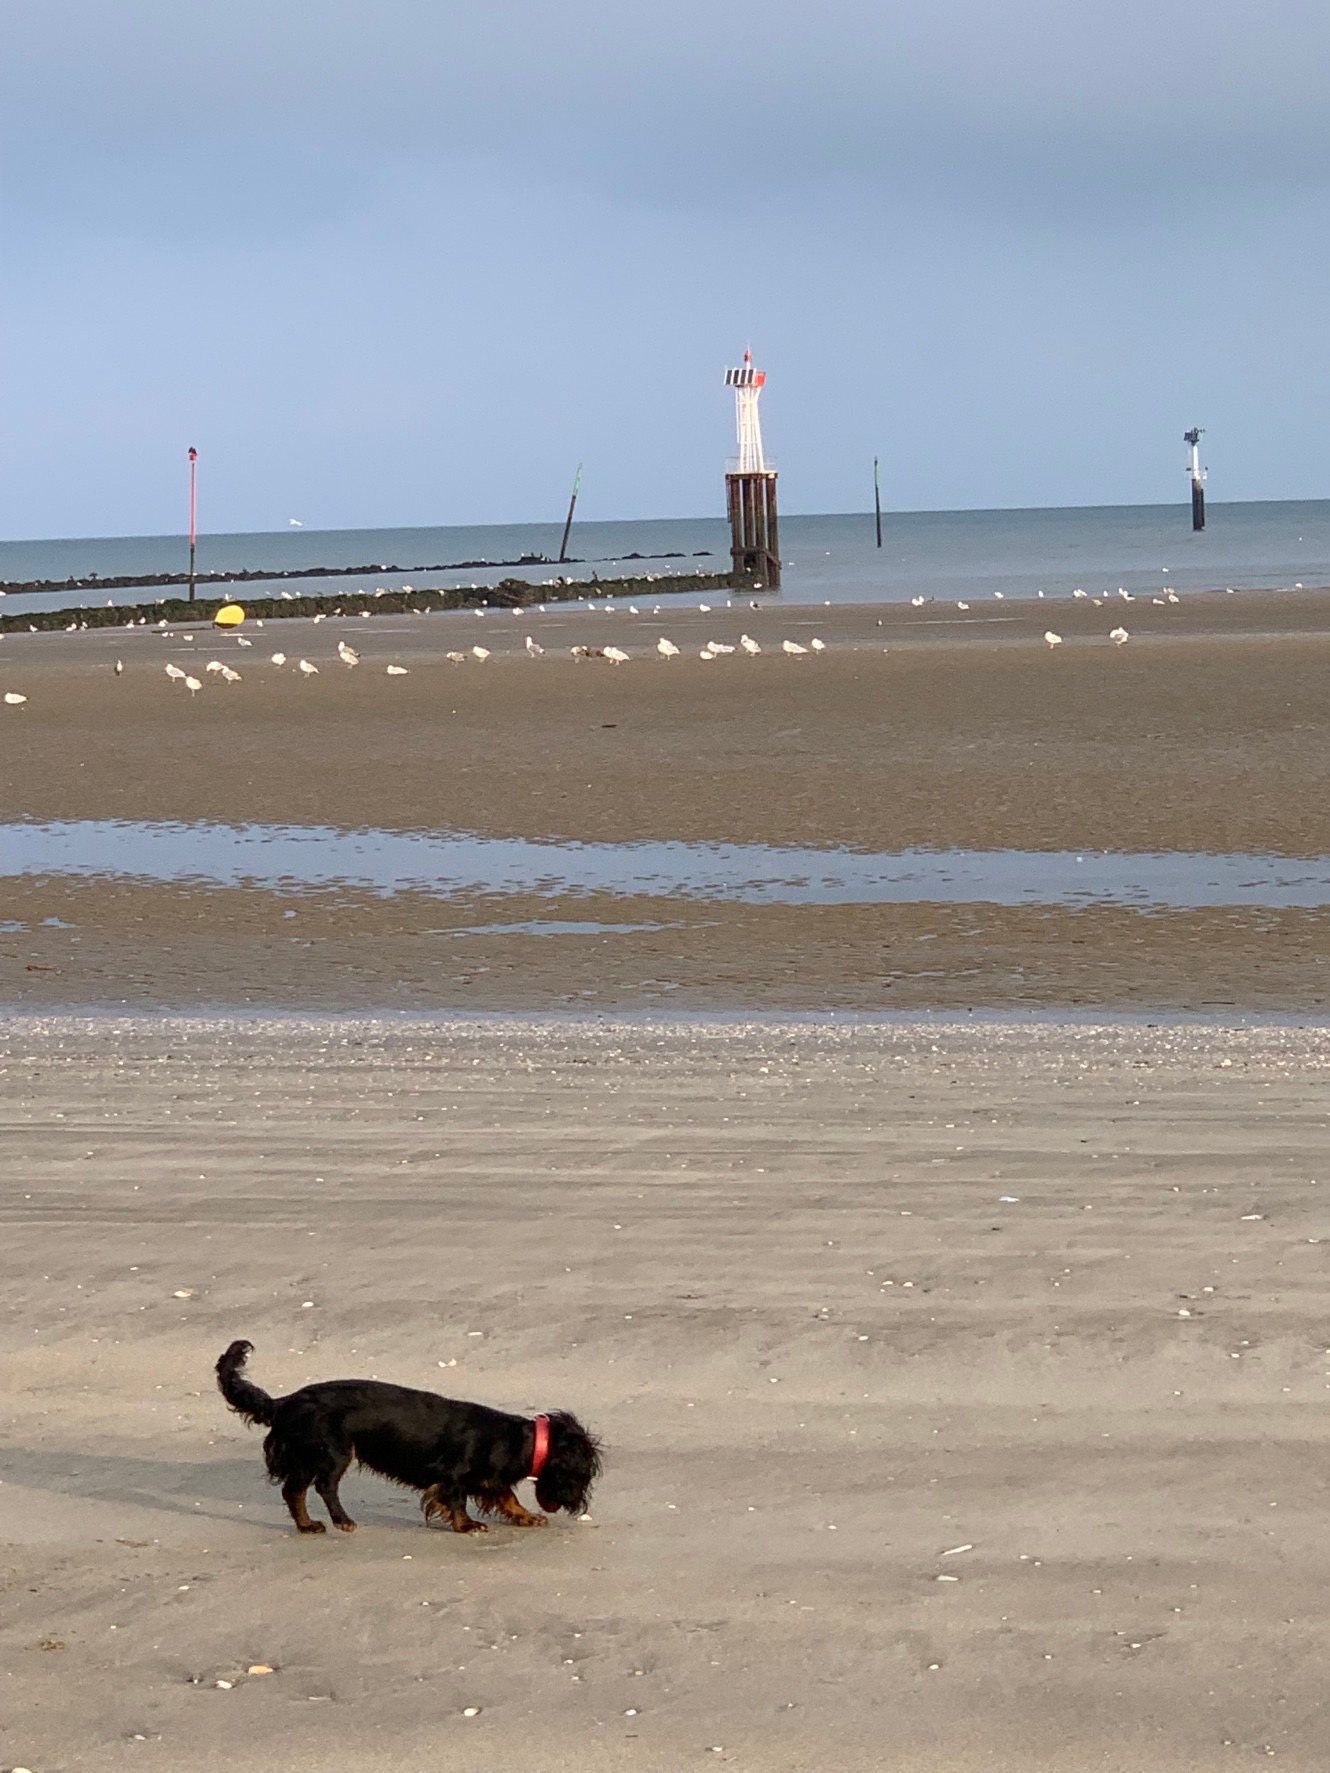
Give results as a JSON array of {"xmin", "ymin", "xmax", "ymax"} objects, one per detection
[{"xmin": 216, "ymin": 1340, "xmax": 602, "ymax": 1535}]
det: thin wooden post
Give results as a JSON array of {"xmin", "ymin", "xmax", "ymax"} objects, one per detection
[
  {"xmin": 874, "ymin": 456, "xmax": 882, "ymax": 548},
  {"xmin": 559, "ymin": 463, "xmax": 582, "ymax": 563}
]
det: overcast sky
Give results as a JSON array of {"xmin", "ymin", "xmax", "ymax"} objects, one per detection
[{"xmin": 3, "ymin": 0, "xmax": 1329, "ymax": 537}]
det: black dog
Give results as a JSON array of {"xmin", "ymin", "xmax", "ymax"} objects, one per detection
[{"xmin": 216, "ymin": 1340, "xmax": 601, "ymax": 1535}]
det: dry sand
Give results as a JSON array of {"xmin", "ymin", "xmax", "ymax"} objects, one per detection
[
  {"xmin": 2, "ymin": 588, "xmax": 1329, "ymax": 1015},
  {"xmin": 4, "ymin": 1014, "xmax": 1330, "ymax": 1773}
]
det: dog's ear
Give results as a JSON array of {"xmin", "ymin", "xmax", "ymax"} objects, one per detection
[{"xmin": 535, "ymin": 1412, "xmax": 603, "ymax": 1515}]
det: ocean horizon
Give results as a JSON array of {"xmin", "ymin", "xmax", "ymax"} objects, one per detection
[{"xmin": 4, "ymin": 497, "xmax": 1330, "ymax": 615}]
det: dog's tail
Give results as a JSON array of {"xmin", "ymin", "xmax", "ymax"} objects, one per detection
[{"xmin": 216, "ymin": 1339, "xmax": 278, "ymax": 1427}]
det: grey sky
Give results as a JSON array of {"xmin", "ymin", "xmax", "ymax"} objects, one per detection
[{"xmin": 3, "ymin": 1, "xmax": 1329, "ymax": 536}]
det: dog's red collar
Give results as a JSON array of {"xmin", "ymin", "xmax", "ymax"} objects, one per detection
[{"xmin": 530, "ymin": 1414, "xmax": 551, "ymax": 1481}]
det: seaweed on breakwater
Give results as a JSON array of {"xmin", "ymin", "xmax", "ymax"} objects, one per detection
[
  {"xmin": 0, "ymin": 570, "xmax": 749, "ymax": 635},
  {"xmin": 0, "ymin": 548, "xmax": 707, "ymax": 599}
]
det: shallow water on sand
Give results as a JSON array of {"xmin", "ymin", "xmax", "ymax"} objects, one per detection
[{"xmin": 5, "ymin": 820, "xmax": 1330, "ymax": 909}]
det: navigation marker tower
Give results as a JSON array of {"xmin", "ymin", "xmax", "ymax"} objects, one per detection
[
  {"xmin": 724, "ymin": 351, "xmax": 780, "ymax": 588},
  {"xmin": 1185, "ymin": 427, "xmax": 1206, "ymax": 532}
]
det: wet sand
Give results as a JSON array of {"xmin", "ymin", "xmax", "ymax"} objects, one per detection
[
  {"xmin": 4, "ymin": 1014, "xmax": 1330, "ymax": 1773},
  {"xmin": 2, "ymin": 588, "xmax": 1329, "ymax": 1014}
]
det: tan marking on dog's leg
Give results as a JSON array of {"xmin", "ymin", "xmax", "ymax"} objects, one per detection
[
  {"xmin": 283, "ymin": 1481, "xmax": 324, "ymax": 1534},
  {"xmin": 421, "ymin": 1484, "xmax": 486, "ymax": 1532},
  {"xmin": 487, "ymin": 1488, "xmax": 548, "ymax": 1528}
]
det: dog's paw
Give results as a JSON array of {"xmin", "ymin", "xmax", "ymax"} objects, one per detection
[
  {"xmin": 333, "ymin": 1520, "xmax": 357, "ymax": 1533},
  {"xmin": 296, "ymin": 1521, "xmax": 327, "ymax": 1535},
  {"xmin": 456, "ymin": 1520, "xmax": 488, "ymax": 1534}
]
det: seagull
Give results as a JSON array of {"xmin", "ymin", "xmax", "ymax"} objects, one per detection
[
  {"xmin": 271, "ymin": 652, "xmax": 287, "ymax": 666},
  {"xmin": 910, "ymin": 595, "xmax": 926, "ymax": 607},
  {"xmin": 525, "ymin": 635, "xmax": 544, "ymax": 656},
  {"xmin": 219, "ymin": 666, "xmax": 241, "ymax": 684},
  {"xmin": 1118, "ymin": 588, "xmax": 1134, "ymax": 601},
  {"xmin": 312, "ymin": 613, "xmax": 327, "ymax": 624},
  {"xmin": 184, "ymin": 675, "xmax": 203, "ymax": 696},
  {"xmin": 1109, "ymin": 627, "xmax": 1129, "ymax": 646},
  {"xmin": 782, "ymin": 640, "xmax": 808, "ymax": 655},
  {"xmin": 993, "ymin": 591, "xmax": 1005, "ymax": 600},
  {"xmin": 471, "ymin": 646, "xmax": 490, "ymax": 661},
  {"xmin": 236, "ymin": 636, "xmax": 253, "ymax": 646},
  {"xmin": 280, "ymin": 590, "xmax": 295, "ymax": 601},
  {"xmin": 627, "ymin": 605, "xmax": 640, "ymax": 615},
  {"xmin": 337, "ymin": 641, "xmax": 360, "ymax": 667},
  {"xmin": 446, "ymin": 652, "xmax": 466, "ymax": 664},
  {"xmin": 205, "ymin": 660, "xmax": 225, "ymax": 674},
  {"xmin": 1044, "ymin": 631, "xmax": 1063, "ymax": 647},
  {"xmin": 957, "ymin": 601, "xmax": 970, "ymax": 610},
  {"xmin": 165, "ymin": 663, "xmax": 186, "ymax": 681},
  {"xmin": 699, "ymin": 649, "xmax": 715, "ymax": 661},
  {"xmin": 289, "ymin": 518, "xmax": 303, "ymax": 526},
  {"xmin": 298, "ymin": 659, "xmax": 318, "ymax": 676},
  {"xmin": 697, "ymin": 603, "xmax": 712, "ymax": 613},
  {"xmin": 657, "ymin": 638, "xmax": 679, "ymax": 658},
  {"xmin": 740, "ymin": 635, "xmax": 761, "ymax": 654},
  {"xmin": 1073, "ymin": 588, "xmax": 1088, "ymax": 599},
  {"xmin": 114, "ymin": 660, "xmax": 123, "ymax": 675},
  {"xmin": 706, "ymin": 641, "xmax": 736, "ymax": 655},
  {"xmin": 385, "ymin": 665, "xmax": 409, "ymax": 675},
  {"xmin": 603, "ymin": 646, "xmax": 630, "ymax": 665},
  {"xmin": 4, "ymin": 691, "xmax": 26, "ymax": 706},
  {"xmin": 810, "ymin": 638, "xmax": 826, "ymax": 652}
]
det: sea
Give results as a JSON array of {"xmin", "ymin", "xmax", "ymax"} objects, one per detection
[{"xmin": 3, "ymin": 500, "xmax": 1330, "ymax": 618}]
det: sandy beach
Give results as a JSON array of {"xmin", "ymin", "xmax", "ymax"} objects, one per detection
[
  {"xmin": 3, "ymin": 1013, "xmax": 1330, "ymax": 1773},
  {"xmin": 2, "ymin": 588, "xmax": 1329, "ymax": 1016},
  {"xmin": 3, "ymin": 590, "xmax": 1330, "ymax": 1770}
]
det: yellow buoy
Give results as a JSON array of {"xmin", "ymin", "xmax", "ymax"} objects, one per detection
[{"xmin": 214, "ymin": 603, "xmax": 245, "ymax": 627}]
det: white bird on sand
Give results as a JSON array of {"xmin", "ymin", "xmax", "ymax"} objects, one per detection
[
  {"xmin": 782, "ymin": 639, "xmax": 808, "ymax": 655},
  {"xmin": 219, "ymin": 666, "xmax": 241, "ymax": 684},
  {"xmin": 114, "ymin": 660, "xmax": 124, "ymax": 675},
  {"xmin": 1110, "ymin": 626, "xmax": 1130, "ymax": 645},
  {"xmin": 604, "ymin": 646, "xmax": 630, "ymax": 665},
  {"xmin": 810, "ymin": 638, "xmax": 826, "ymax": 652},
  {"xmin": 184, "ymin": 675, "xmax": 203, "ymax": 696},
  {"xmin": 236, "ymin": 635, "xmax": 253, "ymax": 646},
  {"xmin": 627, "ymin": 605, "xmax": 640, "ymax": 615},
  {"xmin": 280, "ymin": 590, "xmax": 295, "ymax": 601},
  {"xmin": 705, "ymin": 641, "xmax": 735, "ymax": 655},
  {"xmin": 205, "ymin": 660, "xmax": 225, "ymax": 674},
  {"xmin": 1037, "ymin": 589, "xmax": 1046, "ymax": 598},
  {"xmin": 447, "ymin": 651, "xmax": 466, "ymax": 664},
  {"xmin": 337, "ymin": 641, "xmax": 360, "ymax": 667},
  {"xmin": 697, "ymin": 603, "xmax": 712, "ymax": 613},
  {"xmin": 313, "ymin": 613, "xmax": 327, "ymax": 624},
  {"xmin": 910, "ymin": 595, "xmax": 926, "ymax": 607},
  {"xmin": 271, "ymin": 652, "xmax": 287, "ymax": 666},
  {"xmin": 740, "ymin": 634, "xmax": 761, "ymax": 654},
  {"xmin": 993, "ymin": 591, "xmax": 1005, "ymax": 600},
  {"xmin": 386, "ymin": 665, "xmax": 408, "ymax": 676},
  {"xmin": 1044, "ymin": 631, "xmax": 1063, "ymax": 647},
  {"xmin": 525, "ymin": 635, "xmax": 543, "ymax": 656},
  {"xmin": 471, "ymin": 646, "xmax": 490, "ymax": 661},
  {"xmin": 699, "ymin": 649, "xmax": 715, "ymax": 661},
  {"xmin": 1165, "ymin": 588, "xmax": 1180, "ymax": 604},
  {"xmin": 1073, "ymin": 588, "xmax": 1088, "ymax": 599},
  {"xmin": 165, "ymin": 663, "xmax": 186, "ymax": 681},
  {"xmin": 1118, "ymin": 587, "xmax": 1134, "ymax": 600},
  {"xmin": 4, "ymin": 691, "xmax": 27, "ymax": 705},
  {"xmin": 298, "ymin": 659, "xmax": 318, "ymax": 676},
  {"xmin": 657, "ymin": 638, "xmax": 680, "ymax": 658},
  {"xmin": 957, "ymin": 601, "xmax": 970, "ymax": 610}
]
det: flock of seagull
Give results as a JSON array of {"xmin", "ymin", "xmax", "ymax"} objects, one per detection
[{"xmin": 2, "ymin": 578, "xmax": 1228, "ymax": 707}]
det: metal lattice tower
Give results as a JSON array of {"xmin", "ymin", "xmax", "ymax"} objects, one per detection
[
  {"xmin": 722, "ymin": 350, "xmax": 780, "ymax": 588},
  {"xmin": 725, "ymin": 351, "xmax": 767, "ymax": 472}
]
